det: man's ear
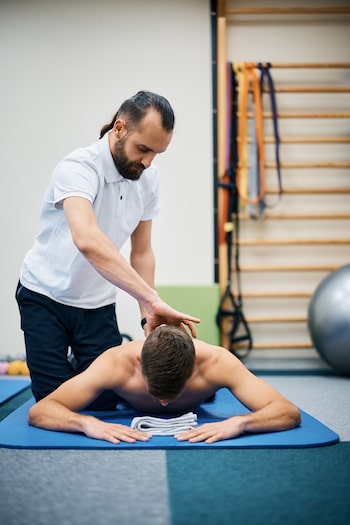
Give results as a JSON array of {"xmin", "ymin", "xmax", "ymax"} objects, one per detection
[{"xmin": 113, "ymin": 118, "xmax": 126, "ymax": 137}]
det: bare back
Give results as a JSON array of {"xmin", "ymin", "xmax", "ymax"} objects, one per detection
[
  {"xmin": 106, "ymin": 339, "xmax": 236, "ymax": 414},
  {"xmin": 46, "ymin": 337, "xmax": 272, "ymax": 416}
]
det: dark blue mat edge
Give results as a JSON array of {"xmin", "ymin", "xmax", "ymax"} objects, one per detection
[{"xmin": 0, "ymin": 379, "xmax": 31, "ymax": 405}]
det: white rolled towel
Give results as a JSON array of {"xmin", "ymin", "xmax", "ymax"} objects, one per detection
[{"xmin": 131, "ymin": 412, "xmax": 197, "ymax": 436}]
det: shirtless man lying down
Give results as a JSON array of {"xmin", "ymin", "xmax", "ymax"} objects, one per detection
[{"xmin": 28, "ymin": 325, "xmax": 301, "ymax": 444}]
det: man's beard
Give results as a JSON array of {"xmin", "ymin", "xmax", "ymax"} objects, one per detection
[{"xmin": 112, "ymin": 138, "xmax": 145, "ymax": 181}]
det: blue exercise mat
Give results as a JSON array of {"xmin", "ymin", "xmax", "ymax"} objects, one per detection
[
  {"xmin": 0, "ymin": 378, "xmax": 31, "ymax": 404},
  {"xmin": 0, "ymin": 388, "xmax": 339, "ymax": 449}
]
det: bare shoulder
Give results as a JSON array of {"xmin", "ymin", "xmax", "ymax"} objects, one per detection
[
  {"xmin": 103, "ymin": 340, "xmax": 142, "ymax": 362},
  {"xmin": 85, "ymin": 339, "xmax": 143, "ymax": 386},
  {"xmin": 192, "ymin": 339, "xmax": 247, "ymax": 384},
  {"xmin": 193, "ymin": 339, "xmax": 240, "ymax": 363}
]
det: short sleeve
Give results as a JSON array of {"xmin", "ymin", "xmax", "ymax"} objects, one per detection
[{"xmin": 53, "ymin": 157, "xmax": 99, "ymax": 210}]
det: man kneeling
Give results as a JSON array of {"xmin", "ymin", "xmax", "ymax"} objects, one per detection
[{"xmin": 28, "ymin": 325, "xmax": 301, "ymax": 444}]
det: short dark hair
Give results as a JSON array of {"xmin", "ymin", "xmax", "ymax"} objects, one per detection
[
  {"xmin": 99, "ymin": 90, "xmax": 175, "ymax": 138},
  {"xmin": 140, "ymin": 325, "xmax": 195, "ymax": 399}
]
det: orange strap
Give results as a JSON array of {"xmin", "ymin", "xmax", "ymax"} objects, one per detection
[{"xmin": 235, "ymin": 62, "xmax": 266, "ymax": 204}]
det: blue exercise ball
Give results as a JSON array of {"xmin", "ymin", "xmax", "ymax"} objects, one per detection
[{"xmin": 308, "ymin": 264, "xmax": 350, "ymax": 375}]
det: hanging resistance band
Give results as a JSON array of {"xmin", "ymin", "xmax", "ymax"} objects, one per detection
[
  {"xmin": 216, "ymin": 63, "xmax": 253, "ymax": 358},
  {"xmin": 218, "ymin": 62, "xmax": 236, "ymax": 248},
  {"xmin": 235, "ymin": 62, "xmax": 266, "ymax": 206},
  {"xmin": 258, "ymin": 62, "xmax": 283, "ymax": 203}
]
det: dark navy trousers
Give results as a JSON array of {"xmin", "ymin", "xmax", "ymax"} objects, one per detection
[{"xmin": 15, "ymin": 281, "xmax": 122, "ymax": 410}]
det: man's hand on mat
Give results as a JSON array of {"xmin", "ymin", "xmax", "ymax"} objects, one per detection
[
  {"xmin": 82, "ymin": 417, "xmax": 151, "ymax": 444},
  {"xmin": 175, "ymin": 418, "xmax": 245, "ymax": 444}
]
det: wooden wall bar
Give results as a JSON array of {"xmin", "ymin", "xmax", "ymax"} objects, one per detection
[{"xmin": 216, "ymin": 2, "xmax": 350, "ymax": 355}]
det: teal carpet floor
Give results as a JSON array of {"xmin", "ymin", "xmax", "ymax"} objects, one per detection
[
  {"xmin": 1, "ymin": 378, "xmax": 349, "ymax": 525},
  {"xmin": 167, "ymin": 445, "xmax": 350, "ymax": 525}
]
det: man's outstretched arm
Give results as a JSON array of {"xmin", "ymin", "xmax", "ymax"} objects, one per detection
[
  {"xmin": 176, "ymin": 345, "xmax": 301, "ymax": 444},
  {"xmin": 27, "ymin": 350, "xmax": 151, "ymax": 444},
  {"xmin": 28, "ymin": 398, "xmax": 150, "ymax": 444},
  {"xmin": 64, "ymin": 197, "xmax": 200, "ymax": 336}
]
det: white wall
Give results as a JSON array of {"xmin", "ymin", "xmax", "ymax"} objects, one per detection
[{"xmin": 0, "ymin": 0, "xmax": 213, "ymax": 356}]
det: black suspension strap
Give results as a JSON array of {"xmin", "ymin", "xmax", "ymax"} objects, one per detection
[{"xmin": 216, "ymin": 64, "xmax": 253, "ymax": 358}]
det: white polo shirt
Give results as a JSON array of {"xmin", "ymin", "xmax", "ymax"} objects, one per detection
[{"xmin": 20, "ymin": 132, "xmax": 160, "ymax": 308}]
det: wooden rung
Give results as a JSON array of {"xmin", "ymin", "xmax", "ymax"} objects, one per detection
[
  {"xmin": 250, "ymin": 342, "xmax": 314, "ymax": 350},
  {"xmin": 239, "ymin": 264, "xmax": 340, "ymax": 272},
  {"xmin": 259, "ymin": 86, "xmax": 350, "ymax": 94},
  {"xmin": 239, "ymin": 238, "xmax": 350, "ymax": 246},
  {"xmin": 240, "ymin": 162, "xmax": 350, "ymax": 170},
  {"xmin": 239, "ymin": 212, "xmax": 350, "ymax": 220},
  {"xmin": 261, "ymin": 136, "xmax": 350, "ymax": 144},
  {"xmin": 243, "ymin": 111, "xmax": 350, "ymax": 119},
  {"xmin": 265, "ymin": 187, "xmax": 350, "ymax": 194},
  {"xmin": 242, "ymin": 291, "xmax": 312, "ymax": 298},
  {"xmin": 247, "ymin": 316, "xmax": 307, "ymax": 323},
  {"xmin": 265, "ymin": 161, "xmax": 350, "ymax": 169},
  {"xmin": 257, "ymin": 62, "xmax": 350, "ymax": 69},
  {"xmin": 227, "ymin": 8, "xmax": 350, "ymax": 16}
]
